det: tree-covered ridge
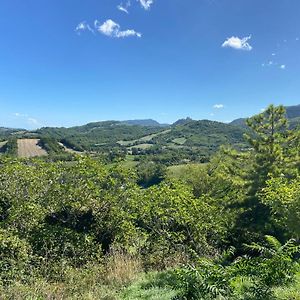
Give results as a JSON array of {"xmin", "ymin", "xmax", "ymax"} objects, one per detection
[
  {"xmin": 231, "ymin": 104, "xmax": 300, "ymax": 128},
  {"xmin": 33, "ymin": 119, "xmax": 248, "ymax": 164},
  {"xmin": 2, "ymin": 104, "xmax": 299, "ymax": 165},
  {"xmin": 36, "ymin": 121, "xmax": 163, "ymax": 149}
]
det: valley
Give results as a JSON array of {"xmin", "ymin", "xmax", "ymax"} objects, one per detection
[{"xmin": 1, "ymin": 104, "xmax": 300, "ymax": 165}]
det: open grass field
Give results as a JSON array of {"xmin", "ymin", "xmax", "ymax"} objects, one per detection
[
  {"xmin": 117, "ymin": 129, "xmax": 171, "ymax": 146},
  {"xmin": 172, "ymin": 137, "xmax": 187, "ymax": 145},
  {"xmin": 167, "ymin": 163, "xmax": 207, "ymax": 179},
  {"xmin": 17, "ymin": 139, "xmax": 48, "ymax": 158},
  {"xmin": 129, "ymin": 143, "xmax": 153, "ymax": 150},
  {"xmin": 121, "ymin": 155, "xmax": 139, "ymax": 168}
]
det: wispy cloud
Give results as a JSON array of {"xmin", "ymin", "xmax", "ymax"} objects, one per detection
[
  {"xmin": 222, "ymin": 35, "xmax": 253, "ymax": 51},
  {"xmin": 94, "ymin": 19, "xmax": 141, "ymax": 38},
  {"xmin": 117, "ymin": 5, "xmax": 129, "ymax": 14},
  {"xmin": 213, "ymin": 104, "xmax": 224, "ymax": 109},
  {"xmin": 262, "ymin": 61, "xmax": 274, "ymax": 67},
  {"xmin": 138, "ymin": 0, "xmax": 154, "ymax": 10},
  {"xmin": 14, "ymin": 112, "xmax": 28, "ymax": 117},
  {"xmin": 262, "ymin": 61, "xmax": 286, "ymax": 70},
  {"xmin": 117, "ymin": 1, "xmax": 131, "ymax": 14},
  {"xmin": 75, "ymin": 21, "xmax": 94, "ymax": 35},
  {"xmin": 27, "ymin": 118, "xmax": 39, "ymax": 125},
  {"xmin": 13, "ymin": 113, "xmax": 40, "ymax": 127}
]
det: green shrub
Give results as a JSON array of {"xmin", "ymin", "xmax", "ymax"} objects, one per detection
[
  {"xmin": 0, "ymin": 229, "xmax": 31, "ymax": 283},
  {"xmin": 173, "ymin": 236, "xmax": 300, "ymax": 300}
]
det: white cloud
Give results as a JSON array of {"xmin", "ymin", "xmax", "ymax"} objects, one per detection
[
  {"xmin": 262, "ymin": 61, "xmax": 286, "ymax": 70},
  {"xmin": 75, "ymin": 21, "xmax": 94, "ymax": 35},
  {"xmin": 117, "ymin": 5, "xmax": 129, "ymax": 13},
  {"xmin": 213, "ymin": 104, "xmax": 224, "ymax": 109},
  {"xmin": 138, "ymin": 0, "xmax": 154, "ymax": 10},
  {"xmin": 271, "ymin": 53, "xmax": 276, "ymax": 56},
  {"xmin": 14, "ymin": 112, "xmax": 28, "ymax": 117},
  {"xmin": 222, "ymin": 35, "xmax": 253, "ymax": 51},
  {"xmin": 296, "ymin": 37, "xmax": 299, "ymax": 41},
  {"xmin": 262, "ymin": 61, "xmax": 276, "ymax": 67},
  {"xmin": 13, "ymin": 113, "xmax": 40, "ymax": 127},
  {"xmin": 95, "ymin": 19, "xmax": 141, "ymax": 38},
  {"xmin": 117, "ymin": 1, "xmax": 131, "ymax": 13},
  {"xmin": 27, "ymin": 118, "xmax": 39, "ymax": 125}
]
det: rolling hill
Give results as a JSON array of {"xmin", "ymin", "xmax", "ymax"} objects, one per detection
[
  {"xmin": 1, "ymin": 105, "xmax": 298, "ymax": 164},
  {"xmin": 121, "ymin": 119, "xmax": 169, "ymax": 127},
  {"xmin": 231, "ymin": 104, "xmax": 300, "ymax": 128}
]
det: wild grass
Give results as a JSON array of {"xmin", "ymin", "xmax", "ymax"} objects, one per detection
[
  {"xmin": 273, "ymin": 272, "xmax": 300, "ymax": 300},
  {"xmin": 0, "ymin": 251, "xmax": 179, "ymax": 300},
  {"xmin": 1, "ymin": 251, "xmax": 300, "ymax": 299}
]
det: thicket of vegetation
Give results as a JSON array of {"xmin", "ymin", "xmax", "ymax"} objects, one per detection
[
  {"xmin": 1, "ymin": 137, "xmax": 18, "ymax": 156},
  {"xmin": 1, "ymin": 105, "xmax": 300, "ymax": 299},
  {"xmin": 38, "ymin": 136, "xmax": 65, "ymax": 154}
]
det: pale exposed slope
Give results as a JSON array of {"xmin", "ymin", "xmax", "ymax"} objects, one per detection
[{"xmin": 17, "ymin": 139, "xmax": 48, "ymax": 158}]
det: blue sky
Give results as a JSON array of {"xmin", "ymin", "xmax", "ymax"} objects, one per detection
[{"xmin": 0, "ymin": 0, "xmax": 300, "ymax": 129}]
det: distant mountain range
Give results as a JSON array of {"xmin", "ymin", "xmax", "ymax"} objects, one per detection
[
  {"xmin": 0, "ymin": 127, "xmax": 25, "ymax": 135},
  {"xmin": 230, "ymin": 104, "xmax": 300, "ymax": 128},
  {"xmin": 121, "ymin": 119, "xmax": 169, "ymax": 127},
  {"xmin": 1, "ymin": 104, "xmax": 299, "ymax": 163}
]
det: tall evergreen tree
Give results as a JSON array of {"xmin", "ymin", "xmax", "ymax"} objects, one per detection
[{"xmin": 232, "ymin": 105, "xmax": 291, "ymax": 248}]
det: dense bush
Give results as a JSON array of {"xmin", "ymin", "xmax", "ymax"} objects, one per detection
[
  {"xmin": 2, "ymin": 137, "xmax": 18, "ymax": 156},
  {"xmin": 0, "ymin": 105, "xmax": 300, "ymax": 298},
  {"xmin": 173, "ymin": 236, "xmax": 300, "ymax": 300},
  {"xmin": 0, "ymin": 156, "xmax": 227, "ymax": 281}
]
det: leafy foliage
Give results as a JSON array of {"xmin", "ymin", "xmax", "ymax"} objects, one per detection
[
  {"xmin": 0, "ymin": 104, "xmax": 300, "ymax": 299},
  {"xmin": 2, "ymin": 137, "xmax": 18, "ymax": 156},
  {"xmin": 174, "ymin": 236, "xmax": 300, "ymax": 300}
]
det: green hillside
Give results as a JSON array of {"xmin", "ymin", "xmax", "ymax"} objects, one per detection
[
  {"xmin": 2, "ymin": 105, "xmax": 298, "ymax": 164},
  {"xmin": 231, "ymin": 104, "xmax": 300, "ymax": 128},
  {"xmin": 33, "ymin": 119, "xmax": 247, "ymax": 164},
  {"xmin": 36, "ymin": 121, "xmax": 163, "ymax": 152}
]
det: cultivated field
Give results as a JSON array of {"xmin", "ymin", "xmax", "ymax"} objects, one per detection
[
  {"xmin": 17, "ymin": 139, "xmax": 48, "ymax": 158},
  {"xmin": 117, "ymin": 129, "xmax": 171, "ymax": 146}
]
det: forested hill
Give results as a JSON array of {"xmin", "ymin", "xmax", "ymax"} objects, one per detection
[
  {"xmin": 0, "ymin": 127, "xmax": 25, "ymax": 138},
  {"xmin": 1, "ymin": 106, "xmax": 299, "ymax": 163},
  {"xmin": 121, "ymin": 119, "xmax": 169, "ymax": 127},
  {"xmin": 1, "ymin": 118, "xmax": 248, "ymax": 163},
  {"xmin": 151, "ymin": 119, "xmax": 246, "ymax": 149},
  {"xmin": 231, "ymin": 104, "xmax": 300, "ymax": 128},
  {"xmin": 33, "ymin": 118, "xmax": 247, "ymax": 159},
  {"xmin": 36, "ymin": 121, "xmax": 163, "ymax": 148}
]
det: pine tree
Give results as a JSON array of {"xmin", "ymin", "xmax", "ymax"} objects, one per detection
[{"xmin": 232, "ymin": 105, "xmax": 291, "ymax": 248}]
